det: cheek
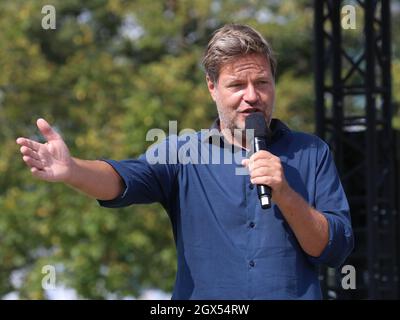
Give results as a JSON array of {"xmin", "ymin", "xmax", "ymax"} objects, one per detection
[
  {"xmin": 217, "ymin": 92, "xmax": 242, "ymax": 110},
  {"xmin": 261, "ymin": 90, "xmax": 275, "ymax": 109},
  {"xmin": 226, "ymin": 92, "xmax": 244, "ymax": 108},
  {"xmin": 268, "ymin": 88, "xmax": 276, "ymax": 102}
]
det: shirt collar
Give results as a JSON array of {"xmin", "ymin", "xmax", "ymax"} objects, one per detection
[{"xmin": 202, "ymin": 118, "xmax": 290, "ymax": 146}]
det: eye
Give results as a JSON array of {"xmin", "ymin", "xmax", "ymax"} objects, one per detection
[
  {"xmin": 257, "ymin": 80, "xmax": 269, "ymax": 85},
  {"xmin": 228, "ymin": 83, "xmax": 242, "ymax": 88}
]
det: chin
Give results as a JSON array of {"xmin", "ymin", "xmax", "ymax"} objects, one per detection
[{"xmin": 233, "ymin": 121, "xmax": 246, "ymax": 131}]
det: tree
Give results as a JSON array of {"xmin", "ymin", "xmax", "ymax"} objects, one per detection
[{"xmin": 3, "ymin": 0, "xmax": 397, "ymax": 299}]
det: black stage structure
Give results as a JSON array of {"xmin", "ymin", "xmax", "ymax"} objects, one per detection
[{"xmin": 314, "ymin": 0, "xmax": 399, "ymax": 299}]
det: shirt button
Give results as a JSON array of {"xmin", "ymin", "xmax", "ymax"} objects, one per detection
[
  {"xmin": 249, "ymin": 260, "xmax": 255, "ymax": 268},
  {"xmin": 249, "ymin": 221, "xmax": 255, "ymax": 228}
]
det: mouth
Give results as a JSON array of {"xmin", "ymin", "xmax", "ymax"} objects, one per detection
[{"xmin": 239, "ymin": 108, "xmax": 263, "ymax": 115}]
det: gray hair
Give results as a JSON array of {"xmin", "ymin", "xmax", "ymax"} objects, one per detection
[{"xmin": 202, "ymin": 24, "xmax": 277, "ymax": 83}]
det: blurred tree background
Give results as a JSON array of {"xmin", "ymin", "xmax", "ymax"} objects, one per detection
[{"xmin": 0, "ymin": 0, "xmax": 399, "ymax": 299}]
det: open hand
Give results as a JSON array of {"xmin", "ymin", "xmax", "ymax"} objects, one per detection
[{"xmin": 16, "ymin": 118, "xmax": 73, "ymax": 182}]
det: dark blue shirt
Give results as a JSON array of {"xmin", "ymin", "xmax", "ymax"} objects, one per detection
[{"xmin": 98, "ymin": 119, "xmax": 354, "ymax": 299}]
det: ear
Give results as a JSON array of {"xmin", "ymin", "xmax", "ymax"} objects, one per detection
[{"xmin": 206, "ymin": 76, "xmax": 217, "ymax": 102}]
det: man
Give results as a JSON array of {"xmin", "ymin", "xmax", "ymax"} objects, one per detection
[{"xmin": 16, "ymin": 24, "xmax": 353, "ymax": 299}]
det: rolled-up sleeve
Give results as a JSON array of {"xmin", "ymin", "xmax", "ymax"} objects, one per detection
[
  {"xmin": 97, "ymin": 137, "xmax": 179, "ymax": 210},
  {"xmin": 308, "ymin": 139, "xmax": 354, "ymax": 268}
]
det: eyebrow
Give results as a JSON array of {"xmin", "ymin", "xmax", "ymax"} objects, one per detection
[{"xmin": 225, "ymin": 74, "xmax": 271, "ymax": 82}]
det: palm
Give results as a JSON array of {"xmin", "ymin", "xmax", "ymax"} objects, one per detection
[
  {"xmin": 36, "ymin": 139, "xmax": 72, "ymax": 181},
  {"xmin": 17, "ymin": 119, "xmax": 73, "ymax": 182}
]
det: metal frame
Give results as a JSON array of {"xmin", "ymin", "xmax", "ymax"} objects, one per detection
[{"xmin": 314, "ymin": 0, "xmax": 398, "ymax": 299}]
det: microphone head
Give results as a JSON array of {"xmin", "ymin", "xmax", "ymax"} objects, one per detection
[{"xmin": 245, "ymin": 112, "xmax": 268, "ymax": 137}]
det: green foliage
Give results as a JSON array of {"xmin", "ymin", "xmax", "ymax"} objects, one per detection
[{"xmin": 1, "ymin": 0, "xmax": 398, "ymax": 299}]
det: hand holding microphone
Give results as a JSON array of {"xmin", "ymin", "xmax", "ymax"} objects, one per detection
[{"xmin": 243, "ymin": 113, "xmax": 288, "ymax": 210}]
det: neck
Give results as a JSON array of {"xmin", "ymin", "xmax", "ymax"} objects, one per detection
[{"xmin": 219, "ymin": 125, "xmax": 251, "ymax": 151}]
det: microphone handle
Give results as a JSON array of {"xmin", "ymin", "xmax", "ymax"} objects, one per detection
[{"xmin": 254, "ymin": 137, "xmax": 272, "ymax": 209}]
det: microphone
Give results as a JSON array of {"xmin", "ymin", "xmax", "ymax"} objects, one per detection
[{"xmin": 245, "ymin": 113, "xmax": 272, "ymax": 209}]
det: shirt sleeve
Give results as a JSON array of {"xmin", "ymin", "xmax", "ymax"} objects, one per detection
[
  {"xmin": 307, "ymin": 138, "xmax": 354, "ymax": 268},
  {"xmin": 97, "ymin": 136, "xmax": 179, "ymax": 210}
]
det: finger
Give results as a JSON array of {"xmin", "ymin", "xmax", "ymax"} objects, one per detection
[
  {"xmin": 251, "ymin": 166, "xmax": 271, "ymax": 179},
  {"xmin": 251, "ymin": 158, "xmax": 269, "ymax": 168},
  {"xmin": 22, "ymin": 155, "xmax": 44, "ymax": 170},
  {"xmin": 20, "ymin": 146, "xmax": 41, "ymax": 161},
  {"xmin": 250, "ymin": 157, "xmax": 257, "ymax": 172},
  {"xmin": 250, "ymin": 150, "xmax": 273, "ymax": 161},
  {"xmin": 251, "ymin": 176, "xmax": 273, "ymax": 186},
  {"xmin": 16, "ymin": 137, "xmax": 42, "ymax": 152},
  {"xmin": 241, "ymin": 159, "xmax": 249, "ymax": 167},
  {"xmin": 37, "ymin": 118, "xmax": 61, "ymax": 142},
  {"xmin": 250, "ymin": 154, "xmax": 281, "ymax": 169},
  {"xmin": 251, "ymin": 158, "xmax": 279, "ymax": 170}
]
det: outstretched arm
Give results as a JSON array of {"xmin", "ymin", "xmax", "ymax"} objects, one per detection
[{"xmin": 16, "ymin": 118, "xmax": 124, "ymax": 200}]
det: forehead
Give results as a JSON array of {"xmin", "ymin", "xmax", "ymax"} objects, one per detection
[{"xmin": 219, "ymin": 53, "xmax": 271, "ymax": 79}]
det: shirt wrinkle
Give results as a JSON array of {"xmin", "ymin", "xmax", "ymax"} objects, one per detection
[{"xmin": 98, "ymin": 118, "xmax": 353, "ymax": 300}]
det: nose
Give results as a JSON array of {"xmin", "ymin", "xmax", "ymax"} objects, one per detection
[{"xmin": 243, "ymin": 83, "xmax": 258, "ymax": 105}]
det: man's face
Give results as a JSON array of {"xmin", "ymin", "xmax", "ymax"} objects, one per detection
[{"xmin": 207, "ymin": 53, "xmax": 275, "ymax": 132}]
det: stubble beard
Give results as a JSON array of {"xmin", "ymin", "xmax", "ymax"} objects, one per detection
[
  {"xmin": 217, "ymin": 108, "xmax": 243, "ymax": 133},
  {"xmin": 217, "ymin": 108, "xmax": 274, "ymax": 149},
  {"xmin": 217, "ymin": 108, "xmax": 249, "ymax": 148}
]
